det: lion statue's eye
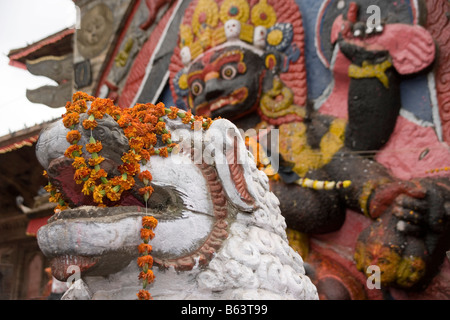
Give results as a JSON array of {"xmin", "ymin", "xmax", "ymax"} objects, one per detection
[
  {"xmin": 191, "ymin": 80, "xmax": 204, "ymax": 96},
  {"xmin": 221, "ymin": 65, "xmax": 237, "ymax": 80},
  {"xmin": 96, "ymin": 127, "xmax": 107, "ymax": 139}
]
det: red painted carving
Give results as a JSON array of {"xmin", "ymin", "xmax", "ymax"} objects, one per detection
[
  {"xmin": 426, "ymin": 0, "xmax": 450, "ymax": 144},
  {"xmin": 119, "ymin": 2, "xmax": 179, "ymax": 108},
  {"xmin": 140, "ymin": 0, "xmax": 172, "ymax": 30},
  {"xmin": 94, "ymin": 0, "xmax": 142, "ymax": 99}
]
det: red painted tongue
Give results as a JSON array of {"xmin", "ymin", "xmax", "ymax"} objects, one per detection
[
  {"xmin": 47, "ymin": 157, "xmax": 145, "ymax": 208},
  {"xmin": 50, "ymin": 255, "xmax": 99, "ymax": 282}
]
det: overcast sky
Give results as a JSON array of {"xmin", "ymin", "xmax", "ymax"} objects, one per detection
[{"xmin": 0, "ymin": 0, "xmax": 76, "ymax": 137}]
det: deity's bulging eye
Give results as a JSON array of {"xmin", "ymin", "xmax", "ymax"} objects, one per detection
[
  {"xmin": 221, "ymin": 65, "xmax": 237, "ymax": 80},
  {"xmin": 191, "ymin": 80, "xmax": 204, "ymax": 96}
]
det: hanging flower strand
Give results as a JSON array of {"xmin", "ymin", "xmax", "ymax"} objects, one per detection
[{"xmin": 137, "ymin": 215, "xmax": 158, "ymax": 300}]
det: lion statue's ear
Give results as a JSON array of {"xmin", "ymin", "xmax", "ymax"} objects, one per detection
[{"xmin": 204, "ymin": 119, "xmax": 257, "ymax": 213}]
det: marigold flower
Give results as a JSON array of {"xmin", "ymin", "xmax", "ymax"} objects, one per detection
[
  {"xmin": 140, "ymin": 228, "xmax": 155, "ymax": 241},
  {"xmin": 91, "ymin": 168, "xmax": 107, "ymax": 180},
  {"xmin": 158, "ymin": 147, "xmax": 169, "ymax": 158},
  {"xmin": 72, "ymin": 157, "xmax": 86, "ymax": 169},
  {"xmin": 117, "ymin": 113, "xmax": 133, "ymax": 128},
  {"xmin": 73, "ymin": 91, "xmax": 94, "ymax": 102},
  {"xmin": 135, "ymin": 122, "xmax": 151, "ymax": 137},
  {"xmin": 88, "ymin": 156, "xmax": 105, "ymax": 167},
  {"xmin": 152, "ymin": 102, "xmax": 166, "ymax": 118},
  {"xmin": 118, "ymin": 162, "xmax": 140, "ymax": 176},
  {"xmin": 139, "ymin": 149, "xmax": 150, "ymax": 162},
  {"xmin": 167, "ymin": 106, "xmax": 179, "ymax": 119},
  {"xmin": 154, "ymin": 122, "xmax": 165, "ymax": 135},
  {"xmin": 138, "ymin": 243, "xmax": 152, "ymax": 254},
  {"xmin": 191, "ymin": 120, "xmax": 203, "ymax": 131},
  {"xmin": 105, "ymin": 185, "xmax": 122, "ymax": 202},
  {"xmin": 121, "ymin": 150, "xmax": 142, "ymax": 164},
  {"xmin": 73, "ymin": 99, "xmax": 88, "ymax": 113},
  {"xmin": 82, "ymin": 119, "xmax": 98, "ymax": 130},
  {"xmin": 138, "ymin": 269, "xmax": 155, "ymax": 282},
  {"xmin": 124, "ymin": 125, "xmax": 138, "ymax": 138},
  {"xmin": 194, "ymin": 115, "xmax": 204, "ymax": 122},
  {"xmin": 86, "ymin": 141, "xmax": 103, "ymax": 153},
  {"xmin": 132, "ymin": 103, "xmax": 148, "ymax": 113},
  {"xmin": 66, "ymin": 103, "xmax": 82, "ymax": 115},
  {"xmin": 55, "ymin": 203, "xmax": 69, "ymax": 212},
  {"xmin": 64, "ymin": 145, "xmax": 83, "ymax": 159},
  {"xmin": 63, "ymin": 113, "xmax": 80, "ymax": 128},
  {"xmin": 74, "ymin": 167, "xmax": 92, "ymax": 181},
  {"xmin": 44, "ymin": 183, "xmax": 57, "ymax": 194},
  {"xmin": 43, "ymin": 170, "xmax": 48, "ymax": 178},
  {"xmin": 181, "ymin": 110, "xmax": 192, "ymax": 124},
  {"xmin": 108, "ymin": 106, "xmax": 122, "ymax": 120},
  {"xmin": 144, "ymin": 133, "xmax": 157, "ymax": 148},
  {"xmin": 81, "ymin": 179, "xmax": 95, "ymax": 196},
  {"xmin": 167, "ymin": 143, "xmax": 178, "ymax": 149},
  {"xmin": 143, "ymin": 113, "xmax": 158, "ymax": 125},
  {"xmin": 88, "ymin": 98, "xmax": 113, "ymax": 119},
  {"xmin": 138, "ymin": 170, "xmax": 152, "ymax": 183},
  {"xmin": 137, "ymin": 255, "xmax": 154, "ymax": 268},
  {"xmin": 129, "ymin": 138, "xmax": 144, "ymax": 153},
  {"xmin": 49, "ymin": 192, "xmax": 62, "ymax": 203},
  {"xmin": 137, "ymin": 289, "xmax": 152, "ymax": 300},
  {"xmin": 203, "ymin": 117, "xmax": 213, "ymax": 130},
  {"xmin": 139, "ymin": 186, "xmax": 154, "ymax": 196},
  {"xmin": 92, "ymin": 185, "xmax": 105, "ymax": 204},
  {"xmin": 142, "ymin": 216, "xmax": 158, "ymax": 229},
  {"xmin": 117, "ymin": 175, "xmax": 135, "ymax": 191},
  {"xmin": 162, "ymin": 133, "xmax": 171, "ymax": 144}
]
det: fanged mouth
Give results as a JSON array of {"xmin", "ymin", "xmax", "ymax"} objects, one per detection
[
  {"xmin": 196, "ymin": 87, "xmax": 248, "ymax": 116},
  {"xmin": 40, "ymin": 204, "xmax": 183, "ymax": 281}
]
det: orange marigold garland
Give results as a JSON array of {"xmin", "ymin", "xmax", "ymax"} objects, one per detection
[
  {"xmin": 43, "ymin": 171, "xmax": 68, "ymax": 212},
  {"xmin": 137, "ymin": 215, "xmax": 157, "ymax": 300},
  {"xmin": 42, "ymin": 91, "xmax": 216, "ymax": 300}
]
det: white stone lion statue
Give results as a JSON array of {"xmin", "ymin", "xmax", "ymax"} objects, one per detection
[{"xmin": 36, "ymin": 112, "xmax": 318, "ymax": 300}]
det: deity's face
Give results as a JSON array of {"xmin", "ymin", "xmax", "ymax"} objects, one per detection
[
  {"xmin": 186, "ymin": 46, "xmax": 265, "ymax": 120},
  {"xmin": 355, "ymin": 241, "xmax": 401, "ymax": 285}
]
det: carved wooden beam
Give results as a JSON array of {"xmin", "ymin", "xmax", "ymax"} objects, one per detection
[{"xmin": 25, "ymin": 54, "xmax": 73, "ymax": 108}]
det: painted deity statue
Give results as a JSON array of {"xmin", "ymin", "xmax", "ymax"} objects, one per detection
[{"xmin": 169, "ymin": 0, "xmax": 450, "ymax": 299}]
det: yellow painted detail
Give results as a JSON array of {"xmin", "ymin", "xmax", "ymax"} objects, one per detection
[
  {"xmin": 279, "ymin": 117, "xmax": 346, "ymax": 178},
  {"xmin": 348, "ymin": 60, "xmax": 393, "ymax": 89},
  {"xmin": 267, "ymin": 29, "xmax": 283, "ymax": 46},
  {"xmin": 251, "ymin": 0, "xmax": 277, "ymax": 28},
  {"xmin": 219, "ymin": 0, "xmax": 250, "ymax": 24},
  {"xmin": 260, "ymin": 77, "xmax": 306, "ymax": 118},
  {"xmin": 179, "ymin": 24, "xmax": 194, "ymax": 48},
  {"xmin": 240, "ymin": 23, "xmax": 255, "ymax": 43},
  {"xmin": 286, "ymin": 228, "xmax": 309, "ymax": 258},
  {"xmin": 319, "ymin": 118, "xmax": 346, "ymax": 165},
  {"xmin": 192, "ymin": 0, "xmax": 219, "ymax": 37},
  {"xmin": 178, "ymin": 74, "xmax": 188, "ymax": 90},
  {"xmin": 212, "ymin": 26, "xmax": 227, "ymax": 47}
]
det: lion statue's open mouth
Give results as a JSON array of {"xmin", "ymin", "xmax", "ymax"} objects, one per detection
[{"xmin": 35, "ymin": 95, "xmax": 317, "ymax": 300}]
